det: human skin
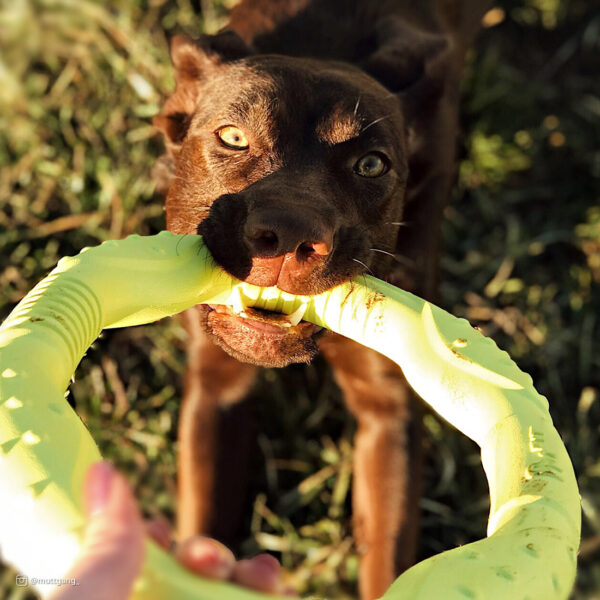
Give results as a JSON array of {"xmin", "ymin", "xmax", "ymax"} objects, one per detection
[{"xmin": 50, "ymin": 462, "xmax": 290, "ymax": 600}]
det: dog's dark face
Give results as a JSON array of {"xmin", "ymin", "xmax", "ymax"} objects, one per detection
[{"xmin": 155, "ymin": 33, "xmax": 443, "ymax": 367}]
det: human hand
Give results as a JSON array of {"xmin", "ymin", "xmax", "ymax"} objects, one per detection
[
  {"xmin": 48, "ymin": 461, "xmax": 294, "ymax": 599},
  {"xmin": 146, "ymin": 517, "xmax": 295, "ymax": 595}
]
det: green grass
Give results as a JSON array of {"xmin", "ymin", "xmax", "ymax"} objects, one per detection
[{"xmin": 0, "ymin": 0, "xmax": 598, "ymax": 598}]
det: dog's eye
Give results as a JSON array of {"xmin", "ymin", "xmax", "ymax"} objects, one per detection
[
  {"xmin": 216, "ymin": 126, "xmax": 249, "ymax": 150},
  {"xmin": 354, "ymin": 152, "xmax": 389, "ymax": 178}
]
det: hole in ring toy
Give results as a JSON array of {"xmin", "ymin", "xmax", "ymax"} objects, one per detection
[{"xmin": 0, "ymin": 232, "xmax": 580, "ymax": 599}]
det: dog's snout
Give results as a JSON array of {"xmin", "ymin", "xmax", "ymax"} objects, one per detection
[
  {"xmin": 242, "ymin": 208, "xmax": 335, "ymax": 292},
  {"xmin": 243, "ymin": 210, "xmax": 333, "ymax": 259},
  {"xmin": 306, "ymin": 240, "xmax": 332, "ymax": 256},
  {"xmin": 245, "ymin": 227, "xmax": 279, "ymax": 256}
]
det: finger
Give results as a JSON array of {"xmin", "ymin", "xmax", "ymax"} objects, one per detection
[
  {"xmin": 232, "ymin": 554, "xmax": 282, "ymax": 594},
  {"xmin": 49, "ymin": 461, "xmax": 145, "ymax": 600},
  {"xmin": 176, "ymin": 536, "xmax": 235, "ymax": 580},
  {"xmin": 145, "ymin": 517, "xmax": 172, "ymax": 551}
]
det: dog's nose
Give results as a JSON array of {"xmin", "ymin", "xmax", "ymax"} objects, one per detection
[
  {"xmin": 242, "ymin": 209, "xmax": 334, "ymax": 292},
  {"xmin": 244, "ymin": 211, "xmax": 333, "ymax": 258}
]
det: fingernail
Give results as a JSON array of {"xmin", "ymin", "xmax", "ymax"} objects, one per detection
[
  {"xmin": 252, "ymin": 554, "xmax": 280, "ymax": 576},
  {"xmin": 87, "ymin": 461, "xmax": 114, "ymax": 515}
]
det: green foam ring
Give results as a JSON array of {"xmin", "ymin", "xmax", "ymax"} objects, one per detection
[{"xmin": 0, "ymin": 231, "xmax": 580, "ymax": 599}]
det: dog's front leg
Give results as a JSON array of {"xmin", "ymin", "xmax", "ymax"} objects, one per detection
[
  {"xmin": 177, "ymin": 306, "xmax": 259, "ymax": 544},
  {"xmin": 319, "ymin": 334, "xmax": 423, "ymax": 600}
]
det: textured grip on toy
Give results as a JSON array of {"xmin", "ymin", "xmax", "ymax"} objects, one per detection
[{"xmin": 0, "ymin": 232, "xmax": 580, "ymax": 600}]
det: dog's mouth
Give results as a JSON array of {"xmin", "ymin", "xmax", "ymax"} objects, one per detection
[
  {"xmin": 207, "ymin": 303, "xmax": 322, "ymax": 338},
  {"xmin": 202, "ymin": 297, "xmax": 324, "ymax": 367}
]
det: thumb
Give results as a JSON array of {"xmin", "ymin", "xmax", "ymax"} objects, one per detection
[{"xmin": 50, "ymin": 461, "xmax": 146, "ymax": 600}]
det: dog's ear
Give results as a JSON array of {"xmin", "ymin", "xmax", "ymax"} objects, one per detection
[
  {"xmin": 154, "ymin": 31, "xmax": 253, "ymax": 149},
  {"xmin": 169, "ymin": 31, "xmax": 253, "ymax": 82},
  {"xmin": 361, "ymin": 18, "xmax": 451, "ymax": 119}
]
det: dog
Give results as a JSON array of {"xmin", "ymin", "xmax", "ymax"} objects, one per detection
[{"xmin": 154, "ymin": 1, "xmax": 491, "ymax": 598}]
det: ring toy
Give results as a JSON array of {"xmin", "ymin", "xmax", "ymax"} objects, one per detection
[{"xmin": 0, "ymin": 231, "xmax": 580, "ymax": 599}]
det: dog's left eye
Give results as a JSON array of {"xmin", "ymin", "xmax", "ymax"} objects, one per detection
[
  {"xmin": 216, "ymin": 126, "xmax": 249, "ymax": 150},
  {"xmin": 354, "ymin": 152, "xmax": 389, "ymax": 178}
]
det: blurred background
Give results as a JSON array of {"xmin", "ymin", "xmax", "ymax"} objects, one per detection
[{"xmin": 0, "ymin": 0, "xmax": 598, "ymax": 598}]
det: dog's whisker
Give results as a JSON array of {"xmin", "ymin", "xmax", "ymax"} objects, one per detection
[
  {"xmin": 386, "ymin": 221, "xmax": 408, "ymax": 227},
  {"xmin": 353, "ymin": 95, "xmax": 361, "ymax": 117},
  {"xmin": 352, "ymin": 258, "xmax": 373, "ymax": 274},
  {"xmin": 369, "ymin": 248, "xmax": 417, "ymax": 268},
  {"xmin": 361, "ymin": 114, "xmax": 392, "ymax": 132},
  {"xmin": 369, "ymin": 248, "xmax": 396, "ymax": 258}
]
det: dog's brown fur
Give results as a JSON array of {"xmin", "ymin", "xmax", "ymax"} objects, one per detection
[{"xmin": 154, "ymin": 2, "xmax": 490, "ymax": 598}]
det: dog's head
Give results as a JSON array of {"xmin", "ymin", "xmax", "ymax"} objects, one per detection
[{"xmin": 154, "ymin": 28, "xmax": 449, "ymax": 367}]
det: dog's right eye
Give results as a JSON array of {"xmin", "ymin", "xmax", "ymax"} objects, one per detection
[
  {"xmin": 216, "ymin": 126, "xmax": 249, "ymax": 150},
  {"xmin": 354, "ymin": 152, "xmax": 389, "ymax": 178}
]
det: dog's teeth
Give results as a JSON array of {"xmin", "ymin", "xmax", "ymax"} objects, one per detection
[
  {"xmin": 230, "ymin": 287, "xmax": 247, "ymax": 315},
  {"xmin": 287, "ymin": 303, "xmax": 307, "ymax": 326}
]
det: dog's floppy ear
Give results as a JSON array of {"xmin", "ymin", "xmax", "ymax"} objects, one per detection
[
  {"xmin": 154, "ymin": 31, "xmax": 253, "ymax": 149},
  {"xmin": 361, "ymin": 18, "xmax": 450, "ymax": 119}
]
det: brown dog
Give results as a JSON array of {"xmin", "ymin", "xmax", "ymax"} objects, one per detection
[{"xmin": 154, "ymin": 2, "xmax": 490, "ymax": 598}]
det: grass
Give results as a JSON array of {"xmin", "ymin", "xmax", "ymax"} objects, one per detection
[{"xmin": 0, "ymin": 0, "xmax": 598, "ymax": 598}]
